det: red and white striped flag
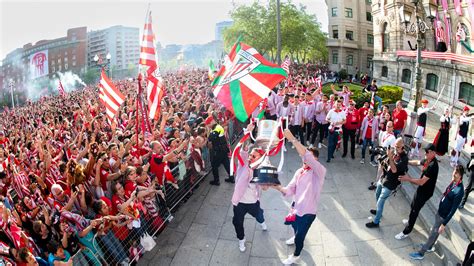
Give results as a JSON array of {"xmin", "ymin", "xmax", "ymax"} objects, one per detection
[
  {"xmin": 57, "ymin": 80, "xmax": 66, "ymax": 97},
  {"xmin": 139, "ymin": 11, "xmax": 165, "ymax": 120},
  {"xmin": 315, "ymin": 77, "xmax": 322, "ymax": 89},
  {"xmin": 281, "ymin": 57, "xmax": 290, "ymax": 74},
  {"xmin": 99, "ymin": 70, "xmax": 125, "ymax": 122},
  {"xmin": 370, "ymin": 91, "xmax": 375, "ymax": 110}
]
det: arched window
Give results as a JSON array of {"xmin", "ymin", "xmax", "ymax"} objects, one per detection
[
  {"xmin": 425, "ymin": 73, "xmax": 438, "ymax": 92},
  {"xmin": 459, "ymin": 82, "xmax": 474, "ymax": 106},
  {"xmin": 382, "ymin": 23, "xmax": 390, "ymax": 52},
  {"xmin": 401, "ymin": 69, "xmax": 411, "ymax": 83},
  {"xmin": 381, "ymin": 66, "xmax": 388, "ymax": 77}
]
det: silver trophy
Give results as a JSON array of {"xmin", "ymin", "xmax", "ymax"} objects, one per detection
[{"xmin": 251, "ymin": 120, "xmax": 282, "ymax": 185}]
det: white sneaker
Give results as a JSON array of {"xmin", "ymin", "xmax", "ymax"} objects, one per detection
[
  {"xmin": 309, "ymin": 144, "xmax": 314, "ymax": 149},
  {"xmin": 370, "ymin": 161, "xmax": 378, "ymax": 167},
  {"xmin": 395, "ymin": 232, "xmax": 409, "ymax": 240},
  {"xmin": 360, "ymin": 159, "xmax": 365, "ymax": 164},
  {"xmin": 259, "ymin": 222, "xmax": 268, "ymax": 231},
  {"xmin": 291, "ymin": 145, "xmax": 295, "ymax": 149},
  {"xmin": 402, "ymin": 219, "xmax": 408, "ymax": 225},
  {"xmin": 318, "ymin": 143, "xmax": 322, "ymax": 149},
  {"xmin": 355, "ymin": 144, "xmax": 359, "ymax": 149},
  {"xmin": 239, "ymin": 239, "xmax": 246, "ymax": 252},
  {"xmin": 285, "ymin": 236, "xmax": 295, "ymax": 245},
  {"xmin": 282, "ymin": 254, "xmax": 300, "ymax": 265},
  {"xmin": 283, "ymin": 145, "xmax": 287, "ymax": 152}
]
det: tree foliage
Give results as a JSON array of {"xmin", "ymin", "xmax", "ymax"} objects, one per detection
[{"xmin": 223, "ymin": 0, "xmax": 328, "ymax": 63}]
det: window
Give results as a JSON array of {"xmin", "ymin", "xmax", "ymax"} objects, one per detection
[
  {"xmin": 401, "ymin": 69, "xmax": 411, "ymax": 83},
  {"xmin": 367, "ymin": 56, "xmax": 373, "ymax": 69},
  {"xmin": 426, "ymin": 74, "xmax": 438, "ymax": 92},
  {"xmin": 346, "ymin": 31, "xmax": 354, "ymax": 41},
  {"xmin": 333, "ymin": 30, "xmax": 339, "ymax": 39},
  {"xmin": 52, "ymin": 66, "xmax": 56, "ymax": 72},
  {"xmin": 459, "ymin": 82, "xmax": 474, "ymax": 106},
  {"xmin": 382, "ymin": 66, "xmax": 388, "ymax": 77},
  {"xmin": 367, "ymin": 34, "xmax": 374, "ymax": 44},
  {"xmin": 332, "ymin": 52, "xmax": 339, "ymax": 64},
  {"xmin": 64, "ymin": 63, "xmax": 68, "ymax": 70},
  {"xmin": 347, "ymin": 55, "xmax": 354, "ymax": 66},
  {"xmin": 345, "ymin": 8, "xmax": 353, "ymax": 18},
  {"xmin": 366, "ymin": 12, "xmax": 372, "ymax": 21},
  {"xmin": 382, "ymin": 23, "xmax": 390, "ymax": 52},
  {"xmin": 72, "ymin": 61, "xmax": 76, "ymax": 66},
  {"xmin": 332, "ymin": 7, "xmax": 337, "ymax": 17},
  {"xmin": 366, "ymin": 0, "xmax": 372, "ymax": 4},
  {"xmin": 58, "ymin": 65, "xmax": 62, "ymax": 71}
]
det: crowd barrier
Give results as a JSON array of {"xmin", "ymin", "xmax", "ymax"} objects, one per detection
[{"xmin": 71, "ymin": 119, "xmax": 243, "ymax": 265}]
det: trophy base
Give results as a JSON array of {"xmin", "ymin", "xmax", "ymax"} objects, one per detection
[{"xmin": 251, "ymin": 166, "xmax": 281, "ymax": 185}]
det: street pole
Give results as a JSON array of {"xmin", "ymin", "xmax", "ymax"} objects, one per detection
[
  {"xmin": 413, "ymin": 1, "xmax": 423, "ymax": 113},
  {"xmin": 276, "ymin": 0, "xmax": 282, "ymax": 64}
]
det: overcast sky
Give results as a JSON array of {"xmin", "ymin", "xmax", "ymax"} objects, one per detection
[{"xmin": 0, "ymin": 0, "xmax": 328, "ymax": 60}]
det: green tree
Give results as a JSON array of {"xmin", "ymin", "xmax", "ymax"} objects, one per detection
[
  {"xmin": 82, "ymin": 68, "xmax": 100, "ymax": 85},
  {"xmin": 223, "ymin": 1, "xmax": 327, "ymax": 63}
]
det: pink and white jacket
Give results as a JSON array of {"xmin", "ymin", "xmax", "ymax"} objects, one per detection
[{"xmin": 231, "ymin": 150, "xmax": 261, "ymax": 206}]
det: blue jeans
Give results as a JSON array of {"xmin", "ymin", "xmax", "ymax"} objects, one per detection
[
  {"xmin": 291, "ymin": 214, "xmax": 316, "ymax": 256},
  {"xmin": 393, "ymin": 129, "xmax": 402, "ymax": 138},
  {"xmin": 374, "ymin": 95, "xmax": 382, "ymax": 111},
  {"xmin": 98, "ymin": 230, "xmax": 127, "ymax": 264},
  {"xmin": 374, "ymin": 182, "xmax": 393, "ymax": 224},
  {"xmin": 327, "ymin": 131, "xmax": 339, "ymax": 161},
  {"xmin": 361, "ymin": 138, "xmax": 375, "ymax": 161}
]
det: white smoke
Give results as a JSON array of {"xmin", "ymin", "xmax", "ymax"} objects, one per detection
[{"xmin": 56, "ymin": 71, "xmax": 86, "ymax": 90}]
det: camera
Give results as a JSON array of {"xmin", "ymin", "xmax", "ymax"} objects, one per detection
[{"xmin": 369, "ymin": 146, "xmax": 388, "ymax": 162}]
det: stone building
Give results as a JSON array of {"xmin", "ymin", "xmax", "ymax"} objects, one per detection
[
  {"xmin": 326, "ymin": 0, "xmax": 374, "ymax": 78},
  {"xmin": 371, "ymin": 0, "xmax": 474, "ymax": 111}
]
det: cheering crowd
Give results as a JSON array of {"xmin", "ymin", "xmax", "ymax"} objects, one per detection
[
  {"xmin": 0, "ymin": 69, "xmax": 240, "ymax": 265},
  {"xmin": 0, "ymin": 62, "xmax": 472, "ymax": 265}
]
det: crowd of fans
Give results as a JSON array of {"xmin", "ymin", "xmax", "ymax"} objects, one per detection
[{"xmin": 0, "ymin": 69, "xmax": 238, "ymax": 265}]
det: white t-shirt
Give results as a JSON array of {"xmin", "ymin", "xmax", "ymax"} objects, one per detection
[
  {"xmin": 380, "ymin": 131, "xmax": 396, "ymax": 148},
  {"xmin": 326, "ymin": 109, "xmax": 346, "ymax": 128}
]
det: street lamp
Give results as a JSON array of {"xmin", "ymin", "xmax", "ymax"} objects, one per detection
[
  {"xmin": 398, "ymin": 0, "xmax": 438, "ymax": 136},
  {"xmin": 93, "ymin": 53, "xmax": 112, "ymax": 78},
  {"xmin": 8, "ymin": 79, "xmax": 15, "ymax": 109},
  {"xmin": 399, "ymin": 0, "xmax": 437, "ymax": 116}
]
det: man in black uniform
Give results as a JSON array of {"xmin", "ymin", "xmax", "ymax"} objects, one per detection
[
  {"xmin": 395, "ymin": 143, "xmax": 439, "ymax": 239},
  {"xmin": 208, "ymin": 123, "xmax": 232, "ymax": 185}
]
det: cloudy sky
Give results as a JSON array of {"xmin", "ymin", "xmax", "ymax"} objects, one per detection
[{"xmin": 0, "ymin": 0, "xmax": 328, "ymax": 60}]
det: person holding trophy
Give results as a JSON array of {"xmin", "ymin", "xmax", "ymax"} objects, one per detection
[
  {"xmin": 231, "ymin": 123, "xmax": 268, "ymax": 252},
  {"xmin": 272, "ymin": 129, "xmax": 327, "ymax": 265}
]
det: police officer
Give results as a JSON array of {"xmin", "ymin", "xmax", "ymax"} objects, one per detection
[{"xmin": 208, "ymin": 123, "xmax": 232, "ymax": 185}]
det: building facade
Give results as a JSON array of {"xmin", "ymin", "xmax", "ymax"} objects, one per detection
[
  {"xmin": 1, "ymin": 27, "xmax": 87, "ymax": 93},
  {"xmin": 326, "ymin": 0, "xmax": 374, "ymax": 77},
  {"xmin": 87, "ymin": 25, "xmax": 140, "ymax": 76},
  {"xmin": 215, "ymin": 21, "xmax": 234, "ymax": 41},
  {"xmin": 372, "ymin": 0, "xmax": 474, "ymax": 110}
]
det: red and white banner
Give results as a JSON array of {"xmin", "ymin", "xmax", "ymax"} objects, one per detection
[
  {"xmin": 57, "ymin": 80, "xmax": 66, "ymax": 97},
  {"xmin": 29, "ymin": 50, "xmax": 49, "ymax": 79},
  {"xmin": 396, "ymin": 50, "xmax": 474, "ymax": 65},
  {"xmin": 281, "ymin": 57, "xmax": 290, "ymax": 74},
  {"xmin": 139, "ymin": 11, "xmax": 165, "ymax": 120},
  {"xmin": 99, "ymin": 70, "xmax": 125, "ymax": 121}
]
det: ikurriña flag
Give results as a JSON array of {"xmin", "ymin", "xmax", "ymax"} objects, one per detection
[{"xmin": 211, "ymin": 41, "xmax": 287, "ymax": 122}]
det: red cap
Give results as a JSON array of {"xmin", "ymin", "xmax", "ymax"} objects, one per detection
[
  {"xmin": 463, "ymin": 106, "xmax": 470, "ymax": 112},
  {"xmin": 421, "ymin": 99, "xmax": 429, "ymax": 104}
]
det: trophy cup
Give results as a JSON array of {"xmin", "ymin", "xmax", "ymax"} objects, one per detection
[{"xmin": 250, "ymin": 119, "xmax": 284, "ymax": 185}]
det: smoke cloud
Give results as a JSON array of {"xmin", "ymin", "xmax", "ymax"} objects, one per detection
[{"xmin": 24, "ymin": 71, "xmax": 86, "ymax": 101}]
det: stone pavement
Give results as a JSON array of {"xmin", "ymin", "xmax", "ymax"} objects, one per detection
[{"xmin": 137, "ymin": 145, "xmax": 451, "ymax": 266}]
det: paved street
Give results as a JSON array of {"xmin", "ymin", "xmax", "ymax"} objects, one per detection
[{"xmin": 137, "ymin": 144, "xmax": 448, "ymax": 266}]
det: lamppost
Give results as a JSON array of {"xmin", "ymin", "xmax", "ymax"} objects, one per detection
[
  {"xmin": 398, "ymin": 0, "xmax": 437, "ymax": 135},
  {"xmin": 399, "ymin": 0, "xmax": 437, "ymax": 113},
  {"xmin": 8, "ymin": 79, "xmax": 15, "ymax": 109},
  {"xmin": 93, "ymin": 53, "xmax": 112, "ymax": 78}
]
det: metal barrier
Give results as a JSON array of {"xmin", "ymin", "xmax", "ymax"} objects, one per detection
[{"xmin": 76, "ymin": 119, "xmax": 243, "ymax": 265}]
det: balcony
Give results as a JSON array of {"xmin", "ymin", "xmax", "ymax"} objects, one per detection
[{"xmin": 326, "ymin": 38, "xmax": 358, "ymax": 49}]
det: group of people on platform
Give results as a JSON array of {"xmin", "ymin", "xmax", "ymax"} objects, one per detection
[{"xmin": 229, "ymin": 65, "xmax": 472, "ymax": 265}]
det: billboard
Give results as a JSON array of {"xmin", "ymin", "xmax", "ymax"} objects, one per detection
[{"xmin": 29, "ymin": 50, "xmax": 49, "ymax": 79}]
